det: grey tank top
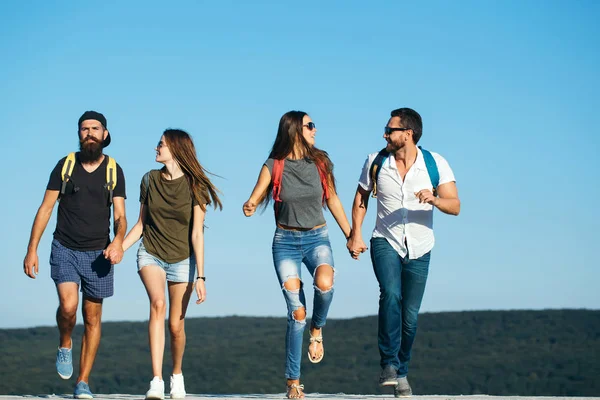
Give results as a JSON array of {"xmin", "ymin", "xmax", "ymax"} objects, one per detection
[{"xmin": 264, "ymin": 158, "xmax": 326, "ymax": 229}]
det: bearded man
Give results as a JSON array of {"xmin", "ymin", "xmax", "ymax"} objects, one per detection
[
  {"xmin": 23, "ymin": 111, "xmax": 127, "ymax": 399},
  {"xmin": 347, "ymin": 107, "xmax": 460, "ymax": 397}
]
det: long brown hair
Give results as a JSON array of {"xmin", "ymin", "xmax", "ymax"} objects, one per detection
[
  {"xmin": 258, "ymin": 110, "xmax": 335, "ymax": 208},
  {"xmin": 163, "ymin": 129, "xmax": 223, "ymax": 211}
]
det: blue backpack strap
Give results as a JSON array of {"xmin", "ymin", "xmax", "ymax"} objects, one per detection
[
  {"xmin": 369, "ymin": 148, "xmax": 389, "ymax": 198},
  {"xmin": 418, "ymin": 146, "xmax": 440, "ymax": 194}
]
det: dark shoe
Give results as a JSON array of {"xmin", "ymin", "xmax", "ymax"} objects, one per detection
[
  {"xmin": 394, "ymin": 376, "xmax": 412, "ymax": 397},
  {"xmin": 379, "ymin": 365, "xmax": 398, "ymax": 386}
]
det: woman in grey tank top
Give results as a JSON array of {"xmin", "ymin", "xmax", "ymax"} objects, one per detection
[{"xmin": 243, "ymin": 111, "xmax": 352, "ymax": 399}]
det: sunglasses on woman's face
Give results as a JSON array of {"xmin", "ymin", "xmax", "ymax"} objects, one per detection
[
  {"xmin": 157, "ymin": 140, "xmax": 167, "ymax": 148},
  {"xmin": 303, "ymin": 122, "xmax": 316, "ymax": 131}
]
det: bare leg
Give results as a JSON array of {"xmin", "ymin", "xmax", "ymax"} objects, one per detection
[
  {"xmin": 56, "ymin": 282, "xmax": 79, "ymax": 348},
  {"xmin": 139, "ymin": 265, "xmax": 167, "ymax": 379},
  {"xmin": 77, "ymin": 296, "xmax": 103, "ymax": 383},
  {"xmin": 167, "ymin": 281, "xmax": 193, "ymax": 374}
]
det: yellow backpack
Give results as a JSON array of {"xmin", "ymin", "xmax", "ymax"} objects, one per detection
[{"xmin": 60, "ymin": 152, "xmax": 118, "ymax": 204}]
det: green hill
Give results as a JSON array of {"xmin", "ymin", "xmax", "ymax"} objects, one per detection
[{"xmin": 1, "ymin": 309, "xmax": 598, "ymax": 396}]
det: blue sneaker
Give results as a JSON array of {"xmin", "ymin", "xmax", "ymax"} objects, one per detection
[
  {"xmin": 56, "ymin": 346, "xmax": 73, "ymax": 379},
  {"xmin": 74, "ymin": 381, "xmax": 93, "ymax": 399}
]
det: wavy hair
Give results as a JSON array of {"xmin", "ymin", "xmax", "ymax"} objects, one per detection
[
  {"xmin": 163, "ymin": 129, "xmax": 223, "ymax": 211},
  {"xmin": 258, "ymin": 110, "xmax": 335, "ymax": 208}
]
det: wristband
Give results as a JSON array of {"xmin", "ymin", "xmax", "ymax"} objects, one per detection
[{"xmin": 196, "ymin": 276, "xmax": 206, "ymax": 281}]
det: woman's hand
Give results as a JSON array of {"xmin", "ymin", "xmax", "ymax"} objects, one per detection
[{"xmin": 195, "ymin": 279, "xmax": 206, "ymax": 304}]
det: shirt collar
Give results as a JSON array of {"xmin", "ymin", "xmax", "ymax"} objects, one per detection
[{"xmin": 386, "ymin": 147, "xmax": 427, "ymax": 171}]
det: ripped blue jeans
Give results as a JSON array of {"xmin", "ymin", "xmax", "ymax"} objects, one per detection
[{"xmin": 272, "ymin": 225, "xmax": 336, "ymax": 380}]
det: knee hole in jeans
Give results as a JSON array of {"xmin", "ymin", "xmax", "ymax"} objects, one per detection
[
  {"xmin": 292, "ymin": 306, "xmax": 306, "ymax": 322},
  {"xmin": 283, "ymin": 277, "xmax": 302, "ymax": 292},
  {"xmin": 314, "ymin": 264, "xmax": 334, "ymax": 292}
]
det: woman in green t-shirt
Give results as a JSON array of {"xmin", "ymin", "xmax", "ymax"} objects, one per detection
[{"xmin": 123, "ymin": 129, "xmax": 222, "ymax": 400}]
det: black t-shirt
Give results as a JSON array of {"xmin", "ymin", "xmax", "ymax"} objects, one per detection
[{"xmin": 47, "ymin": 153, "xmax": 126, "ymax": 251}]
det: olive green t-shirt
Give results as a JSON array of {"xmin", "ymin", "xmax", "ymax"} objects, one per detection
[{"xmin": 140, "ymin": 169, "xmax": 206, "ymax": 263}]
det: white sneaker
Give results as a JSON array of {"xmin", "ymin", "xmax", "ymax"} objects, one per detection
[
  {"xmin": 145, "ymin": 377, "xmax": 165, "ymax": 400},
  {"xmin": 170, "ymin": 374, "xmax": 186, "ymax": 399}
]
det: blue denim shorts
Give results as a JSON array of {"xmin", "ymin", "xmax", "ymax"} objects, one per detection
[
  {"xmin": 272, "ymin": 225, "xmax": 335, "ymax": 286},
  {"xmin": 136, "ymin": 242, "xmax": 196, "ymax": 283},
  {"xmin": 50, "ymin": 239, "xmax": 114, "ymax": 299}
]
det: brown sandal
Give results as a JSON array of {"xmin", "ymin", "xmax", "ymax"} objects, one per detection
[{"xmin": 286, "ymin": 383, "xmax": 305, "ymax": 399}]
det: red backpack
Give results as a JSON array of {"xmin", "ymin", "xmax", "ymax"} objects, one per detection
[{"xmin": 271, "ymin": 159, "xmax": 330, "ymax": 216}]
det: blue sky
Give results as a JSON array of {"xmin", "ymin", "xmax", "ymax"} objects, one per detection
[{"xmin": 1, "ymin": 1, "xmax": 598, "ymax": 329}]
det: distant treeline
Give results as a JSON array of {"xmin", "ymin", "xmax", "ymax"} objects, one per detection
[{"xmin": 1, "ymin": 309, "xmax": 598, "ymax": 396}]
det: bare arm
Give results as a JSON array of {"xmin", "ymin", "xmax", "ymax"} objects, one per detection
[
  {"xmin": 434, "ymin": 182, "xmax": 460, "ymax": 215},
  {"xmin": 23, "ymin": 190, "xmax": 59, "ymax": 279},
  {"xmin": 122, "ymin": 203, "xmax": 147, "ymax": 252},
  {"xmin": 112, "ymin": 197, "xmax": 127, "ymax": 241},
  {"xmin": 347, "ymin": 185, "xmax": 371, "ymax": 259},
  {"xmin": 415, "ymin": 182, "xmax": 461, "ymax": 216},
  {"xmin": 104, "ymin": 196, "xmax": 127, "ymax": 264},
  {"xmin": 325, "ymin": 180, "xmax": 351, "ymax": 240},
  {"xmin": 242, "ymin": 165, "xmax": 271, "ymax": 217},
  {"xmin": 191, "ymin": 204, "xmax": 207, "ymax": 304}
]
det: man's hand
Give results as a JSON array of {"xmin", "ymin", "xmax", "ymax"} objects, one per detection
[
  {"xmin": 347, "ymin": 236, "xmax": 368, "ymax": 260},
  {"xmin": 23, "ymin": 250, "xmax": 39, "ymax": 279},
  {"xmin": 195, "ymin": 279, "xmax": 206, "ymax": 304},
  {"xmin": 103, "ymin": 241, "xmax": 124, "ymax": 264},
  {"xmin": 242, "ymin": 200, "xmax": 257, "ymax": 217},
  {"xmin": 415, "ymin": 189, "xmax": 438, "ymax": 206}
]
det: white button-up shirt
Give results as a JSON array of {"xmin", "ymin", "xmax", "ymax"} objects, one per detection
[{"xmin": 358, "ymin": 148, "xmax": 456, "ymax": 259}]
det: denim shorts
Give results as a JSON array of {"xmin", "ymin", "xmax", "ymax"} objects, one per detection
[
  {"xmin": 50, "ymin": 239, "xmax": 114, "ymax": 299},
  {"xmin": 137, "ymin": 242, "xmax": 196, "ymax": 283}
]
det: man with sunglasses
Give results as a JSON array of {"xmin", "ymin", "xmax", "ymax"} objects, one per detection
[
  {"xmin": 347, "ymin": 107, "xmax": 460, "ymax": 397},
  {"xmin": 23, "ymin": 111, "xmax": 127, "ymax": 399}
]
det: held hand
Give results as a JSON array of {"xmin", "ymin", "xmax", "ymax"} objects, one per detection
[
  {"xmin": 415, "ymin": 189, "xmax": 438, "ymax": 206},
  {"xmin": 103, "ymin": 242, "xmax": 124, "ymax": 265},
  {"xmin": 242, "ymin": 200, "xmax": 257, "ymax": 217},
  {"xmin": 346, "ymin": 237, "xmax": 368, "ymax": 260},
  {"xmin": 23, "ymin": 251, "xmax": 39, "ymax": 279},
  {"xmin": 195, "ymin": 279, "xmax": 206, "ymax": 304}
]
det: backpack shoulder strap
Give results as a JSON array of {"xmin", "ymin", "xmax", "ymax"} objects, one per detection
[
  {"xmin": 271, "ymin": 159, "xmax": 285, "ymax": 217},
  {"xmin": 60, "ymin": 152, "xmax": 76, "ymax": 197},
  {"xmin": 315, "ymin": 160, "xmax": 330, "ymax": 204},
  {"xmin": 105, "ymin": 156, "xmax": 117, "ymax": 205},
  {"xmin": 418, "ymin": 146, "xmax": 440, "ymax": 195},
  {"xmin": 369, "ymin": 148, "xmax": 389, "ymax": 198},
  {"xmin": 271, "ymin": 159, "xmax": 284, "ymax": 202}
]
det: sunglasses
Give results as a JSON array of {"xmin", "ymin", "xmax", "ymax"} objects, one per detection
[
  {"xmin": 303, "ymin": 122, "xmax": 316, "ymax": 130},
  {"xmin": 157, "ymin": 140, "xmax": 167, "ymax": 148},
  {"xmin": 384, "ymin": 127, "xmax": 411, "ymax": 135}
]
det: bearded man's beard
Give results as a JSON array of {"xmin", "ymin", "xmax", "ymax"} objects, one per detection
[{"xmin": 79, "ymin": 136, "xmax": 104, "ymax": 163}]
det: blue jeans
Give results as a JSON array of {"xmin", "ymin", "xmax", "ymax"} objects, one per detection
[
  {"xmin": 370, "ymin": 237, "xmax": 430, "ymax": 377},
  {"xmin": 272, "ymin": 225, "xmax": 336, "ymax": 380}
]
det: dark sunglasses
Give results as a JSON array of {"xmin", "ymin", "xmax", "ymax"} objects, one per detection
[
  {"xmin": 157, "ymin": 140, "xmax": 167, "ymax": 148},
  {"xmin": 384, "ymin": 127, "xmax": 411, "ymax": 135},
  {"xmin": 303, "ymin": 122, "xmax": 316, "ymax": 130}
]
